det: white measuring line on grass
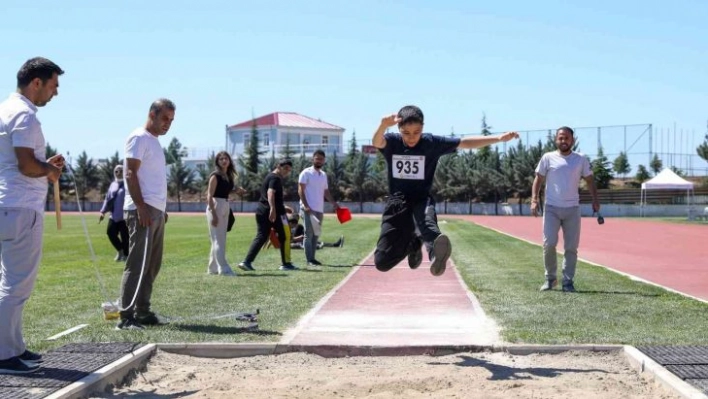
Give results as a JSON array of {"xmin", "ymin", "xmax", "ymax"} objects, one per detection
[{"xmin": 46, "ymin": 324, "xmax": 89, "ymax": 341}]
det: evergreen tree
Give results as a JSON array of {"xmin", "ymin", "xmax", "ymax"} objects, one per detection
[
  {"xmin": 167, "ymin": 158, "xmax": 196, "ymax": 211},
  {"xmin": 73, "ymin": 151, "xmax": 101, "ymax": 200},
  {"xmin": 239, "ymin": 119, "xmax": 266, "ymax": 200},
  {"xmin": 195, "ymin": 152, "xmax": 215, "ymax": 202},
  {"xmin": 164, "ymin": 137, "xmax": 187, "ymax": 164},
  {"xmin": 323, "ymin": 151, "xmax": 345, "ymax": 201},
  {"xmin": 649, "ymin": 153, "xmax": 663, "ymax": 175},
  {"xmin": 612, "ymin": 151, "xmax": 631, "ymax": 178},
  {"xmin": 670, "ymin": 166, "xmax": 686, "ymax": 177},
  {"xmin": 697, "ymin": 133, "xmax": 708, "ymax": 164},
  {"xmin": 591, "ymin": 147, "xmax": 614, "ymax": 189},
  {"xmin": 98, "ymin": 151, "xmax": 122, "ymax": 192},
  {"xmin": 635, "ymin": 164, "xmax": 651, "ymax": 183}
]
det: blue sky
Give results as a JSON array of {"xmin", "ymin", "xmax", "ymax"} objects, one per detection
[{"xmin": 1, "ymin": 0, "xmax": 707, "ymax": 172}]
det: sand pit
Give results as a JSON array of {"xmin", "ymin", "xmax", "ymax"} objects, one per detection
[{"xmin": 97, "ymin": 350, "xmax": 681, "ymax": 398}]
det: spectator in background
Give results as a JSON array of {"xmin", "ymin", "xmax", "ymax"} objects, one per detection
[{"xmin": 99, "ymin": 165, "xmax": 129, "ymax": 262}]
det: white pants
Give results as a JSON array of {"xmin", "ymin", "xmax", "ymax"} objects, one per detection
[
  {"xmin": 0, "ymin": 208, "xmax": 43, "ymax": 360},
  {"xmin": 206, "ymin": 199, "xmax": 233, "ymax": 274}
]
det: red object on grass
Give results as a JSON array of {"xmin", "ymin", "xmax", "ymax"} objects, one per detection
[
  {"xmin": 336, "ymin": 207, "xmax": 352, "ymax": 224},
  {"xmin": 269, "ymin": 228, "xmax": 280, "ymax": 248}
]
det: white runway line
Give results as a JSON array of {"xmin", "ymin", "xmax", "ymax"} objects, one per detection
[{"xmin": 46, "ymin": 324, "xmax": 89, "ymax": 341}]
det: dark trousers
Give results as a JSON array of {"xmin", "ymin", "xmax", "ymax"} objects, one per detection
[
  {"xmin": 107, "ymin": 219, "xmax": 129, "ymax": 256},
  {"xmin": 244, "ymin": 207, "xmax": 289, "ymax": 265},
  {"xmin": 374, "ymin": 195, "xmax": 441, "ymax": 271},
  {"xmin": 119, "ymin": 206, "xmax": 165, "ymax": 319}
]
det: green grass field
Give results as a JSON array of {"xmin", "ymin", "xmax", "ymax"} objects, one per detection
[{"xmin": 19, "ymin": 214, "xmax": 708, "ymax": 352}]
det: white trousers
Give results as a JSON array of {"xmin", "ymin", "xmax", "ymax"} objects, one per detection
[
  {"xmin": 206, "ymin": 198, "xmax": 233, "ymax": 274},
  {"xmin": 0, "ymin": 208, "xmax": 43, "ymax": 360}
]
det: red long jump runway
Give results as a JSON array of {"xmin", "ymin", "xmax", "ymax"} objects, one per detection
[
  {"xmin": 283, "ymin": 252, "xmax": 499, "ymax": 347},
  {"xmin": 462, "ymin": 215, "xmax": 708, "ymax": 301}
]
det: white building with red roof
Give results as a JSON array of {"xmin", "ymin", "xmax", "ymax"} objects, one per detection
[{"xmin": 225, "ymin": 112, "xmax": 345, "ymax": 158}]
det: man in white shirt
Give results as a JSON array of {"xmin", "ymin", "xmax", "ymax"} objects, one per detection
[
  {"xmin": 531, "ymin": 126, "xmax": 600, "ymax": 293},
  {"xmin": 0, "ymin": 57, "xmax": 65, "ymax": 374},
  {"xmin": 298, "ymin": 149, "xmax": 340, "ymax": 266},
  {"xmin": 116, "ymin": 99, "xmax": 175, "ymax": 330}
]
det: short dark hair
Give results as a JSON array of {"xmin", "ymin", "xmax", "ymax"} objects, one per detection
[
  {"xmin": 278, "ymin": 158, "xmax": 293, "ymax": 167},
  {"xmin": 149, "ymin": 98, "xmax": 176, "ymax": 115},
  {"xmin": 17, "ymin": 57, "xmax": 64, "ymax": 88},
  {"xmin": 313, "ymin": 149, "xmax": 326, "ymax": 158},
  {"xmin": 557, "ymin": 126, "xmax": 574, "ymax": 137},
  {"xmin": 397, "ymin": 105, "xmax": 424, "ymax": 126}
]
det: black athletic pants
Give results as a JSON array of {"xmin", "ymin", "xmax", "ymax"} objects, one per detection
[{"xmin": 374, "ymin": 195, "xmax": 441, "ymax": 271}]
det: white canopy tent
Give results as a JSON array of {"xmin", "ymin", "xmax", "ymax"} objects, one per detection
[{"xmin": 640, "ymin": 168, "xmax": 695, "ymax": 217}]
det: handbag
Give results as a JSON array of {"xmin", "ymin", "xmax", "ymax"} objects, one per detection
[{"xmin": 227, "ymin": 207, "xmax": 235, "ymax": 232}]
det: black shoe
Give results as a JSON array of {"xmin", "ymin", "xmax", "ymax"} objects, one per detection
[
  {"xmin": 308, "ymin": 259, "xmax": 323, "ymax": 266},
  {"xmin": 430, "ymin": 234, "xmax": 451, "ymax": 276},
  {"xmin": 279, "ymin": 263, "xmax": 299, "ymax": 271},
  {"xmin": 135, "ymin": 311, "xmax": 164, "ymax": 326},
  {"xmin": 18, "ymin": 350, "xmax": 42, "ymax": 363},
  {"xmin": 0, "ymin": 357, "xmax": 41, "ymax": 374},
  {"xmin": 334, "ymin": 236, "xmax": 344, "ymax": 248},
  {"xmin": 407, "ymin": 246, "xmax": 423, "ymax": 269},
  {"xmin": 540, "ymin": 279, "xmax": 558, "ymax": 291},
  {"xmin": 115, "ymin": 318, "xmax": 145, "ymax": 330},
  {"xmin": 562, "ymin": 282, "xmax": 576, "ymax": 293},
  {"xmin": 238, "ymin": 261, "xmax": 255, "ymax": 271}
]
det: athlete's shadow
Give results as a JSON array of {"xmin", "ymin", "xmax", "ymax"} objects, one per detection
[
  {"xmin": 97, "ymin": 389, "xmax": 199, "ymax": 398},
  {"xmin": 172, "ymin": 324, "xmax": 281, "ymax": 336},
  {"xmin": 573, "ymin": 290, "xmax": 660, "ymax": 297},
  {"xmin": 429, "ymin": 355, "xmax": 610, "ymax": 380}
]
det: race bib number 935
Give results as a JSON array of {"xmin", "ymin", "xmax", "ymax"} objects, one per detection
[{"xmin": 392, "ymin": 155, "xmax": 425, "ymax": 180}]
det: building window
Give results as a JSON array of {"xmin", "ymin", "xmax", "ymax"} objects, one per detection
[
  {"xmin": 322, "ymin": 136, "xmax": 329, "ymax": 146},
  {"xmin": 263, "ymin": 134, "xmax": 269, "ymax": 146},
  {"xmin": 243, "ymin": 133, "xmax": 250, "ymax": 146}
]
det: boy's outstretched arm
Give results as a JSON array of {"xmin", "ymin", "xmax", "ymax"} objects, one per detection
[
  {"xmin": 458, "ymin": 131, "xmax": 519, "ymax": 150},
  {"xmin": 373, "ymin": 114, "xmax": 401, "ymax": 149}
]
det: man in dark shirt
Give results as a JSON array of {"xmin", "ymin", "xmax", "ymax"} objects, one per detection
[
  {"xmin": 239, "ymin": 158, "xmax": 297, "ymax": 271},
  {"xmin": 372, "ymin": 105, "xmax": 519, "ymax": 276}
]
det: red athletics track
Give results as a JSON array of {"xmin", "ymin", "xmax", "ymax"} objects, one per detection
[
  {"xmin": 451, "ymin": 215, "xmax": 708, "ymax": 301},
  {"xmin": 282, "ymin": 252, "xmax": 499, "ymax": 347}
]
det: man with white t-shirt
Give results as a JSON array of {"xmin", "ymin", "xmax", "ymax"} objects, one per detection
[
  {"xmin": 116, "ymin": 98, "xmax": 175, "ymax": 330},
  {"xmin": 0, "ymin": 57, "xmax": 64, "ymax": 374},
  {"xmin": 531, "ymin": 126, "xmax": 599, "ymax": 293},
  {"xmin": 298, "ymin": 149, "xmax": 340, "ymax": 266}
]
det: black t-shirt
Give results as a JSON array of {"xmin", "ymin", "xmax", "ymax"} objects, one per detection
[
  {"xmin": 379, "ymin": 133, "xmax": 460, "ymax": 200},
  {"xmin": 210, "ymin": 172, "xmax": 234, "ymax": 199},
  {"xmin": 258, "ymin": 173, "xmax": 286, "ymax": 215},
  {"xmin": 292, "ymin": 224, "xmax": 304, "ymax": 237}
]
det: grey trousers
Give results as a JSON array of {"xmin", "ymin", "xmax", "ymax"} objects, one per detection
[
  {"xmin": 119, "ymin": 205, "xmax": 165, "ymax": 319},
  {"xmin": 0, "ymin": 208, "xmax": 43, "ymax": 360},
  {"xmin": 301, "ymin": 210, "xmax": 323, "ymax": 263},
  {"xmin": 543, "ymin": 205, "xmax": 581, "ymax": 284},
  {"xmin": 206, "ymin": 198, "xmax": 233, "ymax": 274}
]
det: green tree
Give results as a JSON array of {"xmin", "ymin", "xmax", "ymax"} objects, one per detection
[
  {"xmin": 167, "ymin": 159, "xmax": 196, "ymax": 211},
  {"xmin": 324, "ymin": 151, "xmax": 345, "ymax": 201},
  {"xmin": 649, "ymin": 153, "xmax": 663, "ymax": 175},
  {"xmin": 591, "ymin": 147, "xmax": 614, "ymax": 189},
  {"xmin": 239, "ymin": 119, "xmax": 266, "ymax": 200},
  {"xmin": 73, "ymin": 151, "xmax": 101, "ymax": 200},
  {"xmin": 697, "ymin": 134, "xmax": 708, "ymax": 164},
  {"xmin": 164, "ymin": 137, "xmax": 188, "ymax": 164},
  {"xmin": 345, "ymin": 152, "xmax": 370, "ymax": 209},
  {"xmin": 476, "ymin": 114, "xmax": 493, "ymax": 161},
  {"xmin": 635, "ymin": 164, "xmax": 651, "ymax": 183},
  {"xmin": 194, "ymin": 152, "xmax": 215, "ymax": 202},
  {"xmin": 509, "ymin": 141, "xmax": 544, "ymax": 214},
  {"xmin": 670, "ymin": 165, "xmax": 686, "ymax": 177},
  {"xmin": 98, "ymin": 151, "xmax": 122, "ymax": 192},
  {"xmin": 612, "ymin": 151, "xmax": 631, "ymax": 178}
]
